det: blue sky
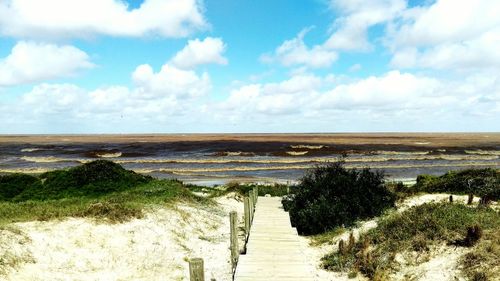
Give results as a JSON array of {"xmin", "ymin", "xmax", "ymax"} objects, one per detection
[{"xmin": 0, "ymin": 0, "xmax": 499, "ymax": 133}]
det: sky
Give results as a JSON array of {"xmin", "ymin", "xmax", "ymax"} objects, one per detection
[{"xmin": 0, "ymin": 0, "xmax": 499, "ymax": 133}]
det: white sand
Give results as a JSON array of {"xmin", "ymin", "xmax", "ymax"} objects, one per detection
[
  {"xmin": 392, "ymin": 245, "xmax": 468, "ymax": 281},
  {"xmin": 301, "ymin": 193, "xmax": 484, "ymax": 281},
  {"xmin": 0, "ymin": 192, "xmax": 493, "ymax": 281},
  {"xmin": 0, "ymin": 194, "xmax": 244, "ymax": 281}
]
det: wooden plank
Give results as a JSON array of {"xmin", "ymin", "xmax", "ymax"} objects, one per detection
[
  {"xmin": 189, "ymin": 258, "xmax": 205, "ymax": 281},
  {"xmin": 234, "ymin": 197, "xmax": 315, "ymax": 281}
]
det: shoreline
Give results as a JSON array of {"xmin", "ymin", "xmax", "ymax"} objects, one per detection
[{"xmin": 0, "ymin": 133, "xmax": 499, "ymax": 148}]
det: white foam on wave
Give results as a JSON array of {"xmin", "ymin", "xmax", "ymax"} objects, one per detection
[
  {"xmin": 376, "ymin": 150, "xmax": 429, "ymax": 155},
  {"xmin": 20, "ymin": 148, "xmax": 41, "ymax": 152},
  {"xmin": 286, "ymin": 151, "xmax": 309, "ymax": 156},
  {"xmin": 21, "ymin": 156, "xmax": 89, "ymax": 163},
  {"xmin": 290, "ymin": 145, "xmax": 325, "ymax": 149},
  {"xmin": 465, "ymin": 149, "xmax": 500, "ymax": 156},
  {"xmin": 133, "ymin": 161, "xmax": 499, "ymax": 175},
  {"xmin": 95, "ymin": 152, "xmax": 122, "ymax": 158}
]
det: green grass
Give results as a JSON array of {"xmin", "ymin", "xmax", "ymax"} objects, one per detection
[
  {"xmin": 321, "ymin": 202, "xmax": 500, "ymax": 280},
  {"xmin": 410, "ymin": 168, "xmax": 499, "ymax": 200},
  {"xmin": 0, "ymin": 161, "xmax": 210, "ymax": 225},
  {"xmin": 0, "ymin": 179, "xmax": 209, "ymax": 225},
  {"xmin": 204, "ymin": 182, "xmax": 292, "ymax": 198}
]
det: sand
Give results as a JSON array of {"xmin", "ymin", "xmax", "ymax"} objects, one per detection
[
  {"xmin": 0, "ymin": 194, "xmax": 244, "ymax": 281},
  {"xmin": 300, "ymin": 193, "xmax": 482, "ymax": 281},
  {"xmin": 0, "ymin": 193, "xmax": 493, "ymax": 280}
]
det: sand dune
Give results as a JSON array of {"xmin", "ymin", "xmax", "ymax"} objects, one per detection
[{"xmin": 0, "ymin": 195, "xmax": 244, "ymax": 281}]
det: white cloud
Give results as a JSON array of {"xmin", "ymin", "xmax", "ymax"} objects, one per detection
[
  {"xmin": 207, "ymin": 70, "xmax": 499, "ymax": 131},
  {"xmin": 132, "ymin": 63, "xmax": 211, "ymax": 99},
  {"xmin": 0, "ymin": 0, "xmax": 207, "ymax": 39},
  {"xmin": 0, "ymin": 59, "xmax": 212, "ymax": 132},
  {"xmin": 170, "ymin": 37, "xmax": 228, "ymax": 69},
  {"xmin": 2, "ymin": 69, "xmax": 499, "ymax": 132},
  {"xmin": 21, "ymin": 83, "xmax": 85, "ymax": 114},
  {"xmin": 0, "ymin": 41, "xmax": 94, "ymax": 86},
  {"xmin": 261, "ymin": 0, "xmax": 405, "ymax": 68},
  {"xmin": 314, "ymin": 71, "xmax": 443, "ymax": 110},
  {"xmin": 390, "ymin": 0, "xmax": 500, "ymax": 47},
  {"xmin": 261, "ymin": 28, "xmax": 338, "ymax": 68},
  {"xmin": 325, "ymin": 0, "xmax": 406, "ymax": 51},
  {"xmin": 217, "ymin": 74, "xmax": 323, "ymax": 117},
  {"xmin": 388, "ymin": 0, "xmax": 500, "ymax": 70}
]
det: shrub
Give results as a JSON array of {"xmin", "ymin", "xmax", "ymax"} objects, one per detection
[
  {"xmin": 284, "ymin": 161, "xmax": 396, "ymax": 235},
  {"xmin": 412, "ymin": 168, "xmax": 499, "ymax": 201},
  {"xmin": 322, "ymin": 202, "xmax": 500, "ymax": 279},
  {"xmin": 224, "ymin": 182, "xmax": 291, "ymax": 197},
  {"xmin": 11, "ymin": 160, "xmax": 153, "ymax": 201},
  {"xmin": 454, "ymin": 225, "xmax": 483, "ymax": 247},
  {"xmin": 0, "ymin": 173, "xmax": 42, "ymax": 201}
]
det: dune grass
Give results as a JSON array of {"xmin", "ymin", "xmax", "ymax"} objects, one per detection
[
  {"xmin": 0, "ymin": 179, "xmax": 209, "ymax": 225},
  {"xmin": 199, "ymin": 181, "xmax": 292, "ymax": 198},
  {"xmin": 0, "ymin": 161, "xmax": 209, "ymax": 225},
  {"xmin": 321, "ymin": 202, "xmax": 500, "ymax": 280}
]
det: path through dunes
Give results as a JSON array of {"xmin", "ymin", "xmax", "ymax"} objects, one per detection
[{"xmin": 234, "ymin": 197, "xmax": 315, "ymax": 281}]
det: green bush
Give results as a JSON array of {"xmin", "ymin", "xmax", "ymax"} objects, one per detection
[
  {"xmin": 284, "ymin": 161, "xmax": 396, "ymax": 235},
  {"xmin": 0, "ymin": 173, "xmax": 42, "ymax": 201},
  {"xmin": 321, "ymin": 202, "xmax": 500, "ymax": 279},
  {"xmin": 412, "ymin": 168, "xmax": 499, "ymax": 201},
  {"xmin": 6, "ymin": 160, "xmax": 153, "ymax": 201},
  {"xmin": 224, "ymin": 182, "xmax": 291, "ymax": 197}
]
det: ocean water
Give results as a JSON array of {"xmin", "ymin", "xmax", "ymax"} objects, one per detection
[{"xmin": 0, "ymin": 136, "xmax": 499, "ymax": 186}]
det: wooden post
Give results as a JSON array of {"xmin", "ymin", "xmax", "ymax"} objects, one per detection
[
  {"xmin": 244, "ymin": 197, "xmax": 250, "ymax": 235},
  {"xmin": 467, "ymin": 194, "xmax": 474, "ymax": 205},
  {"xmin": 338, "ymin": 239, "xmax": 346, "ymax": 255},
  {"xmin": 449, "ymin": 195, "xmax": 453, "ymax": 203},
  {"xmin": 189, "ymin": 258, "xmax": 205, "ymax": 281},
  {"xmin": 249, "ymin": 193, "xmax": 254, "ymax": 223},
  {"xmin": 229, "ymin": 211, "xmax": 239, "ymax": 269},
  {"xmin": 253, "ymin": 187, "xmax": 258, "ymax": 203}
]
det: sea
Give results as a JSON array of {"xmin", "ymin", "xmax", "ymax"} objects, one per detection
[{"xmin": 0, "ymin": 134, "xmax": 499, "ymax": 186}]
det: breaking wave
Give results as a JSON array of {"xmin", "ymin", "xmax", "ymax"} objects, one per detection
[
  {"xmin": 290, "ymin": 145, "xmax": 326, "ymax": 149},
  {"xmin": 21, "ymin": 156, "xmax": 88, "ymax": 163},
  {"xmin": 133, "ymin": 161, "xmax": 500, "ymax": 175},
  {"xmin": 20, "ymin": 148, "xmax": 42, "ymax": 152},
  {"xmin": 286, "ymin": 151, "xmax": 309, "ymax": 156},
  {"xmin": 19, "ymin": 154, "xmax": 499, "ymax": 165},
  {"xmin": 95, "ymin": 152, "xmax": 122, "ymax": 158},
  {"xmin": 211, "ymin": 151, "xmax": 255, "ymax": 157},
  {"xmin": 465, "ymin": 150, "xmax": 500, "ymax": 156}
]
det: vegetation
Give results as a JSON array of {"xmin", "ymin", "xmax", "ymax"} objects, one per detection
[
  {"xmin": 224, "ymin": 182, "xmax": 291, "ymax": 197},
  {"xmin": 283, "ymin": 161, "xmax": 396, "ymax": 235},
  {"xmin": 198, "ymin": 181, "xmax": 293, "ymax": 198},
  {"xmin": 411, "ymin": 168, "xmax": 499, "ymax": 201},
  {"xmin": 0, "ymin": 161, "xmax": 207, "ymax": 225},
  {"xmin": 321, "ymin": 202, "xmax": 500, "ymax": 280}
]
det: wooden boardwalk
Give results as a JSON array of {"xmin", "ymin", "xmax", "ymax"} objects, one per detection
[{"xmin": 234, "ymin": 197, "xmax": 315, "ymax": 281}]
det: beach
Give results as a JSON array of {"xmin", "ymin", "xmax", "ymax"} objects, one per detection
[{"xmin": 1, "ymin": 133, "xmax": 499, "ymax": 185}]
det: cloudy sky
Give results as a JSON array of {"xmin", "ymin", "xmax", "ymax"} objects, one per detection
[{"xmin": 0, "ymin": 0, "xmax": 498, "ymax": 133}]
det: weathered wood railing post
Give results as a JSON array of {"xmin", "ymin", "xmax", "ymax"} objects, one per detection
[
  {"xmin": 244, "ymin": 197, "xmax": 250, "ymax": 236},
  {"xmin": 253, "ymin": 187, "xmax": 258, "ymax": 204},
  {"xmin": 189, "ymin": 258, "xmax": 205, "ymax": 281},
  {"xmin": 249, "ymin": 192, "xmax": 254, "ymax": 223},
  {"xmin": 230, "ymin": 211, "xmax": 239, "ymax": 270}
]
